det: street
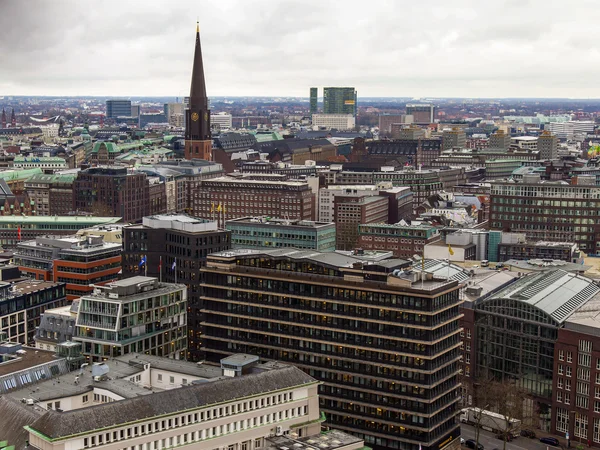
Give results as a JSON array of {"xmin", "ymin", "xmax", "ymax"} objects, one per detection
[{"xmin": 460, "ymin": 424, "xmax": 569, "ymax": 450}]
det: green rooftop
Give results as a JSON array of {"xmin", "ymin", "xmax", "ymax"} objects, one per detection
[
  {"xmin": 0, "ymin": 216, "xmax": 121, "ymax": 225},
  {"xmin": 0, "ymin": 168, "xmax": 43, "ymax": 181},
  {"xmin": 91, "ymin": 141, "xmax": 121, "ymax": 154}
]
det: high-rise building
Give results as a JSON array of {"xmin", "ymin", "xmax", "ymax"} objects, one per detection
[
  {"xmin": 130, "ymin": 104, "xmax": 140, "ymax": 117},
  {"xmin": 334, "ymin": 195, "xmax": 389, "ymax": 251},
  {"xmin": 323, "ymin": 87, "xmax": 357, "ymax": 116},
  {"xmin": 72, "ymin": 166, "xmax": 150, "ymax": 222},
  {"xmin": 14, "ymin": 234, "xmax": 122, "ymax": 301},
  {"xmin": 489, "ymin": 129, "xmax": 510, "ymax": 150},
  {"xmin": 379, "ymin": 114, "xmax": 412, "ymax": 135},
  {"xmin": 106, "ymin": 100, "xmax": 132, "ymax": 119},
  {"xmin": 200, "ymin": 249, "xmax": 462, "ymax": 450},
  {"xmin": 165, "ymin": 102, "xmax": 185, "ymax": 127},
  {"xmin": 538, "ymin": 131, "xmax": 559, "ymax": 160},
  {"xmin": 122, "ymin": 214, "xmax": 231, "ymax": 361},
  {"xmin": 75, "ymin": 276, "xmax": 187, "ymax": 361},
  {"xmin": 442, "ymin": 128, "xmax": 466, "ymax": 150},
  {"xmin": 185, "ymin": 23, "xmax": 212, "ymax": 161},
  {"xmin": 490, "ymin": 174, "xmax": 600, "ymax": 252},
  {"xmin": 406, "ymin": 104, "xmax": 436, "ymax": 124},
  {"xmin": 310, "ymin": 87, "xmax": 318, "ymax": 114}
]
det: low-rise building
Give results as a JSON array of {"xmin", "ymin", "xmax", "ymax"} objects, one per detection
[
  {"xmin": 14, "ymin": 234, "xmax": 122, "ymax": 300},
  {"xmin": 75, "ymin": 276, "xmax": 187, "ymax": 361},
  {"xmin": 13, "ymin": 155, "xmax": 68, "ymax": 171},
  {"xmin": 358, "ymin": 222, "xmax": 440, "ymax": 259},
  {"xmin": 226, "ymin": 216, "xmax": 336, "ymax": 252},
  {"xmin": 25, "ymin": 173, "xmax": 76, "ymax": 216},
  {"xmin": 312, "ymin": 114, "xmax": 355, "ymax": 130}
]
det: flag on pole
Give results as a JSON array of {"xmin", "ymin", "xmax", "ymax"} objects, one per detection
[
  {"xmin": 17, "ymin": 225, "xmax": 21, "ymax": 241},
  {"xmin": 138, "ymin": 255, "xmax": 147, "ymax": 267},
  {"xmin": 210, "ymin": 202, "xmax": 215, "ymax": 213},
  {"xmin": 158, "ymin": 256, "xmax": 162, "ymax": 271},
  {"xmin": 217, "ymin": 203, "xmax": 222, "ymax": 212},
  {"xmin": 172, "ymin": 259, "xmax": 177, "ymax": 270},
  {"xmin": 448, "ymin": 244, "xmax": 454, "ymax": 256}
]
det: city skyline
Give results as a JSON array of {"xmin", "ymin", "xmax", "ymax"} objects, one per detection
[{"xmin": 2, "ymin": 0, "xmax": 600, "ymax": 99}]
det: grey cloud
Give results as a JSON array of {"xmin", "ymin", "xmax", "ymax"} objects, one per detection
[{"xmin": 1, "ymin": 0, "xmax": 600, "ymax": 98}]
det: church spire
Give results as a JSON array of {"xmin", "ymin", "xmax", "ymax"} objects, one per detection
[
  {"xmin": 184, "ymin": 21, "xmax": 212, "ymax": 161},
  {"xmin": 1, "ymin": 108, "xmax": 6, "ymax": 129},
  {"xmin": 189, "ymin": 21, "xmax": 208, "ymax": 109},
  {"xmin": 10, "ymin": 108, "xmax": 15, "ymax": 127}
]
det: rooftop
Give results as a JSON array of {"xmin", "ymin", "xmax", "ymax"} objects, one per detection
[
  {"xmin": 484, "ymin": 269, "xmax": 600, "ymax": 324},
  {"xmin": 226, "ymin": 217, "xmax": 334, "ymax": 228},
  {"xmin": 138, "ymin": 214, "xmax": 219, "ymax": 233},
  {"xmin": 0, "ymin": 347, "xmax": 60, "ymax": 377},
  {"xmin": 0, "ymin": 216, "xmax": 121, "ymax": 225},
  {"xmin": 264, "ymin": 429, "xmax": 363, "ymax": 450},
  {"xmin": 28, "ymin": 364, "xmax": 316, "ymax": 439},
  {"xmin": 504, "ymin": 259, "xmax": 589, "ymax": 272},
  {"xmin": 205, "ymin": 176, "xmax": 308, "ymax": 187}
]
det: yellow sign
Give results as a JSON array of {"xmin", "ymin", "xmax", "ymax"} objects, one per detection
[
  {"xmin": 439, "ymin": 436, "xmax": 453, "ymax": 449},
  {"xmin": 344, "ymin": 100, "xmax": 355, "ymax": 105},
  {"xmin": 191, "ymin": 112, "xmax": 199, "ymax": 122}
]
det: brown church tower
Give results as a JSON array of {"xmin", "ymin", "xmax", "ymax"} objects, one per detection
[{"xmin": 185, "ymin": 22, "xmax": 212, "ymax": 161}]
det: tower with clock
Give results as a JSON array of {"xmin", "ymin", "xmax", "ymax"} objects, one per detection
[{"xmin": 184, "ymin": 22, "xmax": 212, "ymax": 161}]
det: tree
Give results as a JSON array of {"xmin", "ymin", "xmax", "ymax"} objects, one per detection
[{"xmin": 487, "ymin": 379, "xmax": 529, "ymax": 450}]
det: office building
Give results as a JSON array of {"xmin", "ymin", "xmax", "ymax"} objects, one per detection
[
  {"xmin": 334, "ymin": 195, "xmax": 389, "ymax": 251},
  {"xmin": 189, "ymin": 176, "xmax": 314, "ymax": 222},
  {"xmin": 312, "ymin": 114, "xmax": 355, "ymax": 130},
  {"xmin": 379, "ymin": 114, "xmax": 412, "ymax": 136},
  {"xmin": 122, "ymin": 214, "xmax": 231, "ymax": 361},
  {"xmin": 165, "ymin": 102, "xmax": 185, "ymax": 126},
  {"xmin": 511, "ymin": 136, "xmax": 538, "ymax": 150},
  {"xmin": 358, "ymin": 223, "xmax": 441, "ymax": 259},
  {"xmin": 226, "ymin": 216, "xmax": 336, "ymax": 252},
  {"xmin": 490, "ymin": 173, "xmax": 600, "ymax": 253},
  {"xmin": 323, "ymin": 87, "xmax": 357, "ymax": 116},
  {"xmin": 73, "ymin": 166, "xmax": 150, "ymax": 222},
  {"xmin": 547, "ymin": 121, "xmax": 595, "ymax": 140},
  {"xmin": 366, "ymin": 138, "xmax": 442, "ymax": 167},
  {"xmin": 0, "ymin": 216, "xmax": 121, "ymax": 248},
  {"xmin": 14, "ymin": 234, "xmax": 122, "ymax": 300},
  {"xmin": 200, "ymin": 249, "xmax": 462, "ymax": 450},
  {"xmin": 310, "ymin": 87, "xmax": 318, "ymax": 114},
  {"xmin": 1, "ymin": 350, "xmax": 362, "ymax": 450},
  {"xmin": 406, "ymin": 104, "xmax": 435, "ymax": 124},
  {"xmin": 25, "ymin": 173, "xmax": 76, "ymax": 216},
  {"xmin": 211, "ymin": 112, "xmax": 233, "ymax": 130},
  {"xmin": 0, "ymin": 278, "xmax": 67, "ymax": 345},
  {"xmin": 106, "ymin": 100, "xmax": 132, "ymax": 119},
  {"xmin": 140, "ymin": 113, "xmax": 168, "ymax": 128},
  {"xmin": 442, "ymin": 128, "xmax": 466, "ymax": 150},
  {"xmin": 185, "ymin": 24, "xmax": 212, "ymax": 160},
  {"xmin": 75, "ymin": 276, "xmax": 187, "ymax": 361},
  {"xmin": 473, "ymin": 270, "xmax": 600, "ymax": 430},
  {"xmin": 489, "ymin": 129, "xmax": 511, "ymax": 150},
  {"xmin": 131, "ymin": 104, "xmax": 140, "ymax": 117},
  {"xmin": 538, "ymin": 131, "xmax": 559, "ymax": 160}
]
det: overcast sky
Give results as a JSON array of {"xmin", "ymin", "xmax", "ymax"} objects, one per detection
[{"xmin": 1, "ymin": 0, "xmax": 600, "ymax": 99}]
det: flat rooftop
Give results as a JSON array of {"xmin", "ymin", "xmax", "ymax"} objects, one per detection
[
  {"xmin": 264, "ymin": 430, "xmax": 363, "ymax": 450},
  {"xmin": 0, "ymin": 348, "xmax": 59, "ymax": 377}
]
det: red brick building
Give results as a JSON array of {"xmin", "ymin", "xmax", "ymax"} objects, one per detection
[{"xmin": 334, "ymin": 195, "xmax": 388, "ymax": 251}]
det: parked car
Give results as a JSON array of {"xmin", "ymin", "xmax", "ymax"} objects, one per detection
[
  {"xmin": 521, "ymin": 429, "xmax": 536, "ymax": 438},
  {"xmin": 495, "ymin": 433, "xmax": 513, "ymax": 442},
  {"xmin": 465, "ymin": 440, "xmax": 484, "ymax": 450},
  {"xmin": 540, "ymin": 437, "xmax": 559, "ymax": 446},
  {"xmin": 460, "ymin": 438, "xmax": 465, "ymax": 445}
]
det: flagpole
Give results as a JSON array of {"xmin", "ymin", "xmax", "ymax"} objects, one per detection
[
  {"xmin": 159, "ymin": 255, "xmax": 162, "ymax": 283},
  {"xmin": 174, "ymin": 257, "xmax": 177, "ymax": 284},
  {"xmin": 145, "ymin": 254, "xmax": 148, "ymax": 277}
]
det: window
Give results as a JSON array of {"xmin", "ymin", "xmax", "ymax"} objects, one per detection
[
  {"xmin": 567, "ymin": 366, "xmax": 573, "ymax": 377},
  {"xmin": 577, "ymin": 395, "xmax": 589, "ymax": 409},
  {"xmin": 595, "ymin": 418, "xmax": 600, "ymax": 444},
  {"xmin": 558, "ymin": 365, "xmax": 564, "ymax": 375},
  {"xmin": 556, "ymin": 408, "xmax": 569, "ymax": 433},
  {"xmin": 566, "ymin": 379, "xmax": 571, "ymax": 391},
  {"xmin": 579, "ymin": 368, "xmax": 591, "ymax": 381},
  {"xmin": 580, "ymin": 340, "xmax": 593, "ymax": 353},
  {"xmin": 82, "ymin": 395, "xmax": 89, "ymax": 403},
  {"xmin": 466, "ymin": 354, "xmax": 471, "ymax": 364},
  {"xmin": 170, "ymin": 376, "xmax": 175, "ymax": 384},
  {"xmin": 559, "ymin": 350, "xmax": 565, "ymax": 361},
  {"xmin": 558, "ymin": 378, "xmax": 564, "ymax": 389},
  {"xmin": 595, "ymin": 402, "xmax": 600, "ymax": 414},
  {"xmin": 580, "ymin": 353, "xmax": 592, "ymax": 368},
  {"xmin": 568, "ymin": 351, "xmax": 573, "ymax": 363},
  {"xmin": 565, "ymin": 393, "xmax": 571, "ymax": 405},
  {"xmin": 157, "ymin": 374, "xmax": 163, "ymax": 382},
  {"xmin": 466, "ymin": 329, "xmax": 471, "ymax": 339},
  {"xmin": 182, "ymin": 378, "xmax": 187, "ymax": 385},
  {"xmin": 575, "ymin": 414, "xmax": 589, "ymax": 439},
  {"xmin": 557, "ymin": 391, "xmax": 563, "ymax": 403}
]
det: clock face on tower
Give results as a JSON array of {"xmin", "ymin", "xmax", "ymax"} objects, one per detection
[{"xmin": 191, "ymin": 112, "xmax": 199, "ymax": 122}]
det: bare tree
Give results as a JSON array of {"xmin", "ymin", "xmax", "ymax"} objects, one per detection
[{"xmin": 487, "ymin": 379, "xmax": 529, "ymax": 450}]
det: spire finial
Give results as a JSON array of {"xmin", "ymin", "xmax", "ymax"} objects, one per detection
[{"xmin": 196, "ymin": 19, "xmax": 199, "ymax": 33}]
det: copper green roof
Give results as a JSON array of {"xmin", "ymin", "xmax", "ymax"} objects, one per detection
[
  {"xmin": 0, "ymin": 168, "xmax": 43, "ymax": 181},
  {"xmin": 91, "ymin": 141, "xmax": 121, "ymax": 154}
]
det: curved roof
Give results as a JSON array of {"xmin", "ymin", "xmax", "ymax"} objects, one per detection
[{"xmin": 482, "ymin": 269, "xmax": 600, "ymax": 324}]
